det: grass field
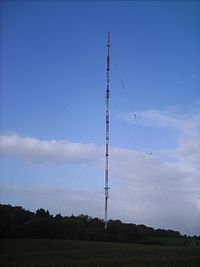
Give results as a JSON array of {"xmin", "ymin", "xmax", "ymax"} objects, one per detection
[
  {"xmin": 138, "ymin": 236, "xmax": 200, "ymax": 247},
  {"xmin": 0, "ymin": 239, "xmax": 200, "ymax": 267}
]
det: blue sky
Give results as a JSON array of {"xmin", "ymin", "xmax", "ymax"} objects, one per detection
[{"xmin": 0, "ymin": 0, "xmax": 200, "ymax": 235}]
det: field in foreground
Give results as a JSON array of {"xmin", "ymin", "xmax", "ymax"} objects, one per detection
[{"xmin": 0, "ymin": 239, "xmax": 200, "ymax": 267}]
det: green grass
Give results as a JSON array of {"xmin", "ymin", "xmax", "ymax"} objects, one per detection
[
  {"xmin": 0, "ymin": 239, "xmax": 200, "ymax": 267},
  {"xmin": 138, "ymin": 236, "xmax": 200, "ymax": 247}
]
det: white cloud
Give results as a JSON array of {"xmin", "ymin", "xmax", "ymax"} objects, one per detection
[
  {"xmin": 123, "ymin": 109, "xmax": 200, "ymax": 132},
  {"xmin": 113, "ymin": 108, "xmax": 200, "ymax": 234},
  {"xmin": 0, "ymin": 108, "xmax": 200, "ymax": 235},
  {"xmin": 122, "ymin": 108, "xmax": 200, "ymax": 169},
  {"xmin": 0, "ymin": 134, "xmax": 102, "ymax": 164},
  {"xmin": 109, "ymin": 146, "xmax": 200, "ymax": 235}
]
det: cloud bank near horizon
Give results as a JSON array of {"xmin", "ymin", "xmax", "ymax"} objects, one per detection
[{"xmin": 0, "ymin": 108, "xmax": 200, "ymax": 235}]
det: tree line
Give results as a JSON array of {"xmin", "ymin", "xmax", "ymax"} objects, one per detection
[{"xmin": 0, "ymin": 204, "xmax": 194, "ymax": 243}]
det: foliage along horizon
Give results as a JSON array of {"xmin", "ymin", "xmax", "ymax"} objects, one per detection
[{"xmin": 0, "ymin": 204, "xmax": 199, "ymax": 243}]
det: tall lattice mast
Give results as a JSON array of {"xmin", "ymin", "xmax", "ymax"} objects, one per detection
[{"xmin": 104, "ymin": 32, "xmax": 110, "ymax": 229}]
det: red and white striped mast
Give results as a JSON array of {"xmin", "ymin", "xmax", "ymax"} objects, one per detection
[{"xmin": 104, "ymin": 32, "xmax": 110, "ymax": 229}]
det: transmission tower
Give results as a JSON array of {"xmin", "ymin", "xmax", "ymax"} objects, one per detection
[{"xmin": 104, "ymin": 32, "xmax": 110, "ymax": 230}]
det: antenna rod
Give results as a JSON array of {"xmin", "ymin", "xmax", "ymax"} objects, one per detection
[{"xmin": 104, "ymin": 32, "xmax": 110, "ymax": 230}]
